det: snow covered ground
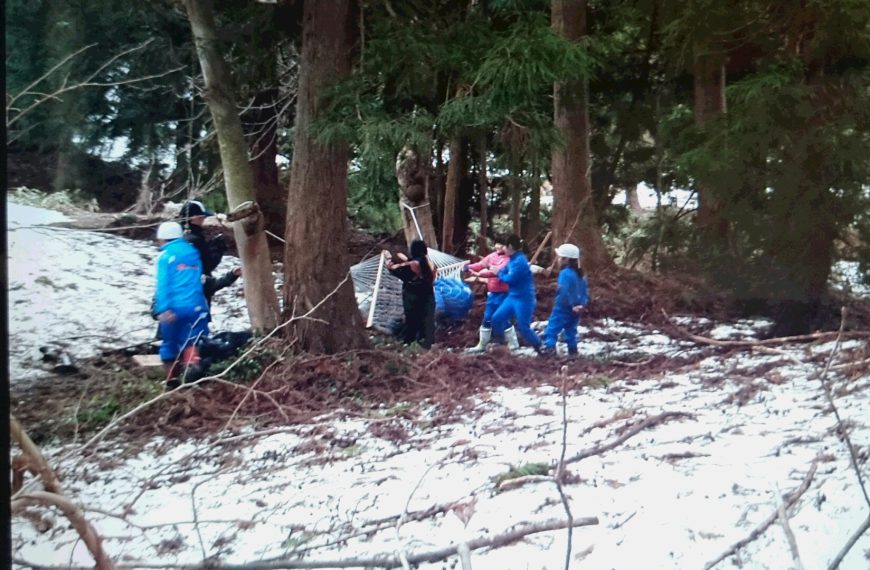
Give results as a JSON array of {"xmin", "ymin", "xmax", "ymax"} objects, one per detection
[
  {"xmin": 6, "ymin": 202, "xmax": 250, "ymax": 384},
  {"xmin": 7, "ymin": 203, "xmax": 870, "ymax": 569}
]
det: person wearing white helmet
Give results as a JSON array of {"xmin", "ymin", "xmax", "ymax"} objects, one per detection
[
  {"xmin": 539, "ymin": 243, "xmax": 589, "ymax": 357},
  {"xmin": 154, "ymin": 221, "xmax": 210, "ymax": 389}
]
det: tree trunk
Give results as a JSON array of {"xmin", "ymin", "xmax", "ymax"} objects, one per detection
[
  {"xmin": 476, "ymin": 135, "xmax": 489, "ymax": 255},
  {"xmin": 183, "ymin": 0, "xmax": 280, "ymax": 333},
  {"xmin": 510, "ymin": 174, "xmax": 522, "ymax": 237},
  {"xmin": 693, "ymin": 49, "xmax": 729, "ymax": 244},
  {"xmin": 249, "ymin": 88, "xmax": 286, "ymax": 238},
  {"xmin": 526, "ymin": 178, "xmax": 542, "ymax": 242},
  {"xmin": 396, "ymin": 145, "xmax": 439, "ymax": 248},
  {"xmin": 432, "ymin": 140, "xmax": 445, "ymax": 238},
  {"xmin": 283, "ymin": 0, "xmax": 368, "ymax": 352},
  {"xmin": 442, "ymin": 136, "xmax": 466, "ymax": 253},
  {"xmin": 626, "ymin": 186, "xmax": 643, "ymax": 212},
  {"xmin": 550, "ymin": 0, "xmax": 613, "ymax": 273}
]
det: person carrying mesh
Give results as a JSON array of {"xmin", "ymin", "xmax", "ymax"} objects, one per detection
[
  {"xmin": 490, "ymin": 234, "xmax": 543, "ymax": 352},
  {"xmin": 539, "ymin": 243, "xmax": 589, "ymax": 357},
  {"xmin": 386, "ymin": 239, "xmax": 437, "ymax": 348},
  {"xmin": 463, "ymin": 236, "xmax": 511, "ymax": 352}
]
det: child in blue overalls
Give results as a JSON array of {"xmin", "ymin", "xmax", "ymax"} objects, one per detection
[{"xmin": 540, "ymin": 243, "xmax": 589, "ymax": 356}]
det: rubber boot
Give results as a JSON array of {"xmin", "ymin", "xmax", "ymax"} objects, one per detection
[
  {"xmin": 467, "ymin": 327, "xmax": 492, "ymax": 353},
  {"xmin": 505, "ymin": 326, "xmax": 520, "ymax": 351}
]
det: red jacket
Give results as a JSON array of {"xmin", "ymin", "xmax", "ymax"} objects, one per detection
[{"xmin": 467, "ymin": 251, "xmax": 510, "ymax": 293}]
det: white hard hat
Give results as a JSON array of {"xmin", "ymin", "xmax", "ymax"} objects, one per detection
[
  {"xmin": 156, "ymin": 221, "xmax": 183, "ymax": 240},
  {"xmin": 555, "ymin": 243, "xmax": 581, "ymax": 259}
]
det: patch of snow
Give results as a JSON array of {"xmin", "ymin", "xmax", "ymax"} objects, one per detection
[
  {"xmin": 831, "ymin": 261, "xmax": 869, "ymax": 299},
  {"xmin": 8, "ymin": 202, "xmax": 870, "ymax": 570},
  {"xmin": 6, "ymin": 201, "xmax": 252, "ymax": 384},
  {"xmin": 13, "ymin": 322, "xmax": 869, "ymax": 569}
]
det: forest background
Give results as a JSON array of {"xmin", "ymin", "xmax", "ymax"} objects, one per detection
[{"xmin": 6, "ymin": 0, "xmax": 870, "ymax": 348}]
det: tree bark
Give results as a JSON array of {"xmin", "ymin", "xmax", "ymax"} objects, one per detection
[
  {"xmin": 510, "ymin": 174, "xmax": 522, "ymax": 237},
  {"xmin": 526, "ymin": 178, "xmax": 542, "ymax": 242},
  {"xmin": 183, "ymin": 0, "xmax": 280, "ymax": 333},
  {"xmin": 249, "ymin": 88, "xmax": 286, "ymax": 238},
  {"xmin": 693, "ymin": 49, "xmax": 729, "ymax": 244},
  {"xmin": 476, "ymin": 135, "xmax": 489, "ymax": 255},
  {"xmin": 550, "ymin": 0, "xmax": 613, "ymax": 273},
  {"xmin": 283, "ymin": 0, "xmax": 368, "ymax": 352},
  {"xmin": 431, "ymin": 140, "xmax": 445, "ymax": 236},
  {"xmin": 442, "ymin": 136, "xmax": 466, "ymax": 253},
  {"xmin": 626, "ymin": 186, "xmax": 643, "ymax": 212},
  {"xmin": 396, "ymin": 146, "xmax": 439, "ymax": 248}
]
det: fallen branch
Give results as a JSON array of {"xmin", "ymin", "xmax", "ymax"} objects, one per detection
[
  {"xmin": 16, "ymin": 517, "xmax": 598, "ymax": 570},
  {"xmin": 775, "ymin": 484, "xmax": 804, "ymax": 570},
  {"xmin": 703, "ymin": 461, "xmax": 818, "ymax": 570},
  {"xmin": 555, "ymin": 369, "xmax": 574, "ymax": 570},
  {"xmin": 827, "ymin": 514, "xmax": 870, "ymax": 570},
  {"xmin": 12, "ymin": 492, "xmax": 115, "ymax": 569},
  {"xmin": 564, "ymin": 411, "xmax": 693, "ymax": 465},
  {"xmin": 10, "ymin": 415, "xmax": 63, "ymax": 494},
  {"xmin": 661, "ymin": 310, "xmax": 870, "ymax": 348}
]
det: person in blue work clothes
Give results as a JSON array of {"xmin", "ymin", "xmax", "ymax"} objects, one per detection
[
  {"xmin": 490, "ymin": 234, "xmax": 543, "ymax": 353},
  {"xmin": 540, "ymin": 243, "xmax": 589, "ymax": 357},
  {"xmin": 154, "ymin": 221, "xmax": 210, "ymax": 390}
]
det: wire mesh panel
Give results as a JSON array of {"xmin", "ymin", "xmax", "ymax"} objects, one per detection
[{"xmin": 350, "ymin": 249, "xmax": 469, "ymax": 334}]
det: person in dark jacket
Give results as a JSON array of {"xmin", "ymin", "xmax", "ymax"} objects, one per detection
[
  {"xmin": 386, "ymin": 239, "xmax": 437, "ymax": 348},
  {"xmin": 178, "ymin": 200, "xmax": 240, "ymax": 315},
  {"xmin": 179, "ymin": 200, "xmax": 225, "ymax": 276},
  {"xmin": 540, "ymin": 243, "xmax": 589, "ymax": 356},
  {"xmin": 154, "ymin": 221, "xmax": 210, "ymax": 389},
  {"xmin": 490, "ymin": 234, "xmax": 543, "ymax": 352}
]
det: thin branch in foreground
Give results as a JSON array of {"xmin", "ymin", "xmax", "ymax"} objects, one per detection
[
  {"xmin": 703, "ymin": 461, "xmax": 818, "ymax": 570},
  {"xmin": 774, "ymin": 483, "xmax": 804, "ymax": 570},
  {"xmin": 827, "ymin": 514, "xmax": 870, "ymax": 570},
  {"xmin": 13, "ymin": 517, "xmax": 599, "ymax": 570},
  {"xmin": 816, "ymin": 308, "xmax": 870, "ymax": 510},
  {"xmin": 564, "ymin": 411, "xmax": 694, "ymax": 466},
  {"xmin": 555, "ymin": 367, "xmax": 574, "ymax": 570}
]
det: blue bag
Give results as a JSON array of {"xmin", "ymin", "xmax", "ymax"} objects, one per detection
[{"xmin": 434, "ymin": 278, "xmax": 474, "ymax": 320}]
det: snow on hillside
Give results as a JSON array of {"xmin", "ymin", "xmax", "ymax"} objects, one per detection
[
  {"xmin": 7, "ymin": 202, "xmax": 870, "ymax": 569},
  {"xmin": 6, "ymin": 201, "xmax": 250, "ymax": 383}
]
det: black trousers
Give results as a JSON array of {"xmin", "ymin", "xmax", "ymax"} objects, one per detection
[{"xmin": 402, "ymin": 290, "xmax": 435, "ymax": 348}]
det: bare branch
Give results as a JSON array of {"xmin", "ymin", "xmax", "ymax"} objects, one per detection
[
  {"xmin": 555, "ymin": 367, "xmax": 573, "ymax": 570},
  {"xmin": 10, "ymin": 415, "xmax": 64, "ymax": 495},
  {"xmin": 828, "ymin": 514, "xmax": 870, "ymax": 570},
  {"xmin": 703, "ymin": 461, "xmax": 818, "ymax": 570},
  {"xmin": 775, "ymin": 483, "xmax": 804, "ymax": 570},
  {"xmin": 564, "ymin": 411, "xmax": 694, "ymax": 465},
  {"xmin": 6, "ymin": 43, "xmax": 97, "ymax": 110},
  {"xmin": 13, "ymin": 517, "xmax": 598, "ymax": 570}
]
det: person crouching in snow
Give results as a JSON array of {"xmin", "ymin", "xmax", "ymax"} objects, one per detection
[
  {"xmin": 540, "ymin": 243, "xmax": 589, "ymax": 357},
  {"xmin": 386, "ymin": 239, "xmax": 437, "ymax": 349},
  {"xmin": 154, "ymin": 221, "xmax": 210, "ymax": 389},
  {"xmin": 463, "ymin": 236, "xmax": 510, "ymax": 352},
  {"xmin": 490, "ymin": 234, "xmax": 543, "ymax": 352}
]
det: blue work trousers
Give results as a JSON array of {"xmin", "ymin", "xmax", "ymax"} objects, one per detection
[
  {"xmin": 542, "ymin": 308, "xmax": 580, "ymax": 352},
  {"xmin": 482, "ymin": 291, "xmax": 508, "ymax": 328},
  {"xmin": 492, "ymin": 295, "xmax": 541, "ymax": 349},
  {"xmin": 159, "ymin": 308, "xmax": 209, "ymax": 361}
]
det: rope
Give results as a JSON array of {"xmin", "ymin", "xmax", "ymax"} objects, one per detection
[{"xmin": 400, "ymin": 201, "xmax": 430, "ymax": 241}]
